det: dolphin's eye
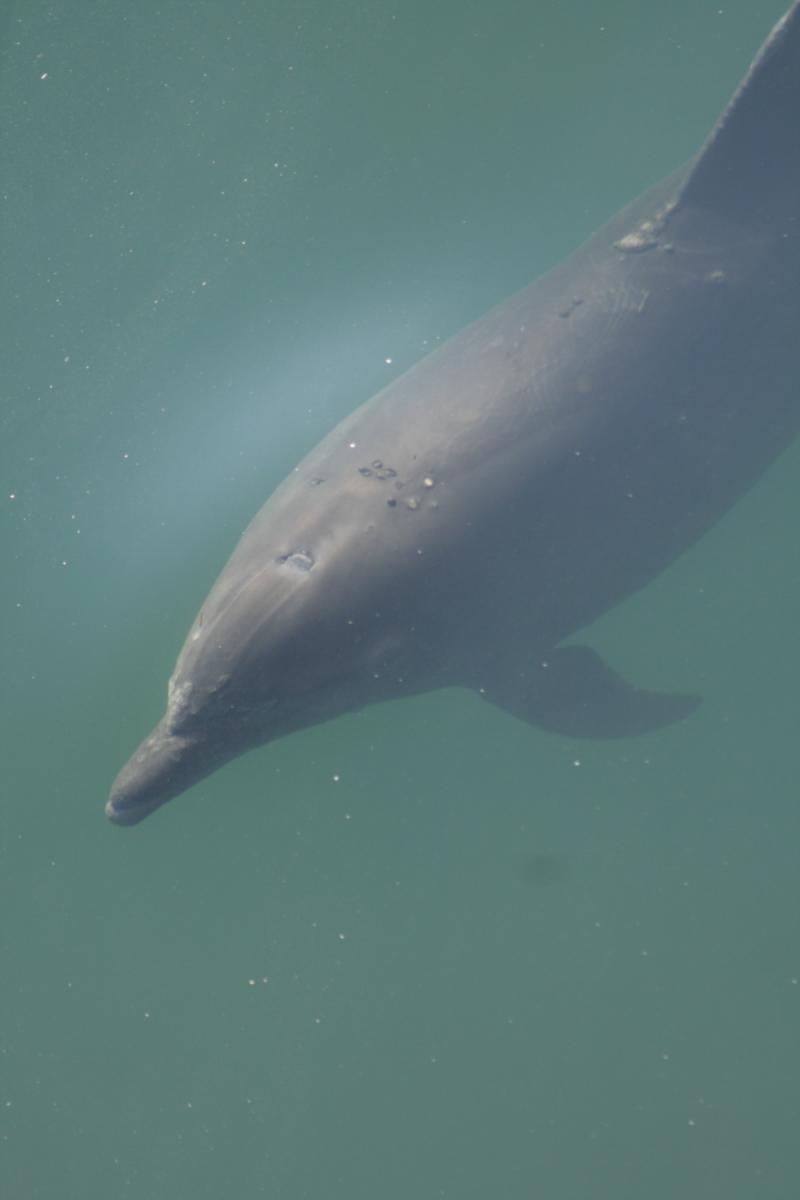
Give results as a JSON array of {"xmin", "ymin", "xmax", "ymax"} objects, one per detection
[{"xmin": 278, "ymin": 549, "xmax": 315, "ymax": 572}]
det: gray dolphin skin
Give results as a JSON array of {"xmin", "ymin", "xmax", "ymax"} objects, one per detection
[{"xmin": 107, "ymin": 3, "xmax": 800, "ymax": 826}]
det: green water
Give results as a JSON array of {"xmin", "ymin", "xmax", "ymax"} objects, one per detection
[{"xmin": 3, "ymin": 1, "xmax": 799, "ymax": 1196}]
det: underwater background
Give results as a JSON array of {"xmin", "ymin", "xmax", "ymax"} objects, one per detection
[{"xmin": 2, "ymin": 1, "xmax": 799, "ymax": 1196}]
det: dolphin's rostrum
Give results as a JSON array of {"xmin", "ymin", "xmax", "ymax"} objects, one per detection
[{"xmin": 107, "ymin": 3, "xmax": 800, "ymax": 826}]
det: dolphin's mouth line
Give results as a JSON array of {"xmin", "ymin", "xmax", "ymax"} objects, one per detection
[
  {"xmin": 104, "ymin": 675, "xmax": 380, "ymax": 826},
  {"xmin": 105, "ymin": 793, "xmax": 162, "ymax": 826}
]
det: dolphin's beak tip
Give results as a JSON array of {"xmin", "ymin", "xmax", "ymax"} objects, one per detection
[
  {"xmin": 104, "ymin": 722, "xmax": 224, "ymax": 827},
  {"xmin": 104, "ymin": 720, "xmax": 178, "ymax": 827},
  {"xmin": 104, "ymin": 794, "xmax": 142, "ymax": 826}
]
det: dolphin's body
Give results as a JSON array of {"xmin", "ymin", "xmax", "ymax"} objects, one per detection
[{"xmin": 107, "ymin": 4, "xmax": 800, "ymax": 826}]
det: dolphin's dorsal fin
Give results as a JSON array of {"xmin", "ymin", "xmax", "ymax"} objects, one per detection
[{"xmin": 680, "ymin": 2, "xmax": 800, "ymax": 227}]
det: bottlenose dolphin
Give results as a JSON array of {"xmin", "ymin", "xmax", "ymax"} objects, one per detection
[{"xmin": 107, "ymin": 3, "xmax": 800, "ymax": 826}]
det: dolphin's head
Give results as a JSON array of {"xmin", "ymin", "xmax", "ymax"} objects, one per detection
[{"xmin": 106, "ymin": 450, "xmax": 449, "ymax": 826}]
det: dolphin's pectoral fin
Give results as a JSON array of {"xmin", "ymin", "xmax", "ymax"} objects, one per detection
[{"xmin": 478, "ymin": 644, "xmax": 700, "ymax": 739}]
